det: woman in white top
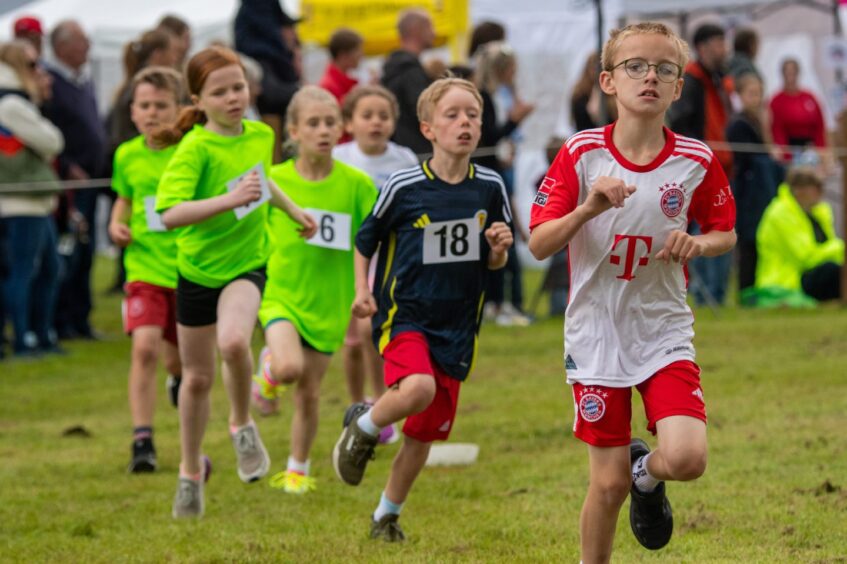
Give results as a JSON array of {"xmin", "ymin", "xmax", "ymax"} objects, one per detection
[{"xmin": 0, "ymin": 40, "xmax": 65, "ymax": 357}]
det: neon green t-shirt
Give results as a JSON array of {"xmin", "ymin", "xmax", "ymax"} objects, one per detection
[
  {"xmin": 259, "ymin": 159, "xmax": 377, "ymax": 353},
  {"xmin": 112, "ymin": 136, "xmax": 178, "ymax": 289},
  {"xmin": 156, "ymin": 120, "xmax": 273, "ymax": 288}
]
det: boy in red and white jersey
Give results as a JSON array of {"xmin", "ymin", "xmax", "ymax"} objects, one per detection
[{"xmin": 529, "ymin": 23, "xmax": 736, "ymax": 562}]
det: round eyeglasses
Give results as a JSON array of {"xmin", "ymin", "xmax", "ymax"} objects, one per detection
[{"xmin": 611, "ymin": 58, "xmax": 681, "ymax": 83}]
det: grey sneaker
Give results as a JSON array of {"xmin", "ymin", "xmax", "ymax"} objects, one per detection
[
  {"xmin": 231, "ymin": 421, "xmax": 270, "ymax": 483},
  {"xmin": 332, "ymin": 403, "xmax": 378, "ymax": 486},
  {"xmin": 172, "ymin": 477, "xmax": 203, "ymax": 518},
  {"xmin": 370, "ymin": 513, "xmax": 405, "ymax": 542}
]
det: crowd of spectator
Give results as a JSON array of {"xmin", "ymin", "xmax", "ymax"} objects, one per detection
[{"xmin": 0, "ymin": 9, "xmax": 843, "ymax": 359}]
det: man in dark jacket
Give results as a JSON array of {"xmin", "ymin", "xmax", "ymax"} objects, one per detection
[
  {"xmin": 381, "ymin": 9, "xmax": 435, "ymax": 156},
  {"xmin": 44, "ymin": 20, "xmax": 107, "ymax": 339},
  {"xmin": 234, "ymin": 0, "xmax": 300, "ymax": 119},
  {"xmin": 668, "ymin": 23, "xmax": 733, "ymax": 307}
]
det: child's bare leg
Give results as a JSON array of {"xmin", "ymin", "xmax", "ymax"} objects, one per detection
[
  {"xmin": 217, "ymin": 280, "xmax": 262, "ymax": 428},
  {"xmin": 369, "ymin": 374, "xmax": 435, "ymax": 427},
  {"xmin": 384, "ymin": 435, "xmax": 431, "ymax": 504},
  {"xmin": 265, "ymin": 321, "xmax": 305, "ymax": 385},
  {"xmin": 358, "ymin": 316, "xmax": 386, "ymax": 399},
  {"xmin": 289, "ymin": 348, "xmax": 332, "ymax": 463},
  {"xmin": 645, "ymin": 416, "xmax": 707, "ymax": 482},
  {"xmin": 343, "ymin": 342, "xmax": 366, "ymax": 403},
  {"xmin": 177, "ymin": 324, "xmax": 217, "ymax": 476},
  {"xmin": 580, "ymin": 445, "xmax": 630, "ymax": 564},
  {"xmin": 128, "ymin": 326, "xmax": 164, "ymax": 429}
]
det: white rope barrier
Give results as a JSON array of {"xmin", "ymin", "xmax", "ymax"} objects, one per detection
[{"xmin": 0, "ymin": 141, "xmax": 843, "ymax": 195}]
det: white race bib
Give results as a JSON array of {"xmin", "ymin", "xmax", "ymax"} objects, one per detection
[
  {"xmin": 226, "ymin": 162, "xmax": 271, "ymax": 220},
  {"xmin": 144, "ymin": 196, "xmax": 166, "ymax": 232},
  {"xmin": 422, "ymin": 217, "xmax": 479, "ymax": 264},
  {"xmin": 304, "ymin": 208, "xmax": 352, "ymax": 251}
]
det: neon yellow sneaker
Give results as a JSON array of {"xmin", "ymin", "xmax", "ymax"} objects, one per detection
[
  {"xmin": 269, "ymin": 470, "xmax": 316, "ymax": 494},
  {"xmin": 251, "ymin": 347, "xmax": 285, "ymax": 416}
]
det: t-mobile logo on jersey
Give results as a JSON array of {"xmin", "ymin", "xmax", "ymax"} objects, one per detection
[{"xmin": 609, "ymin": 234, "xmax": 653, "ymax": 281}]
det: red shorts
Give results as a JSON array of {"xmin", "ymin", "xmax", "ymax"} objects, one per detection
[
  {"xmin": 122, "ymin": 281, "xmax": 178, "ymax": 345},
  {"xmin": 383, "ymin": 332, "xmax": 461, "ymax": 442},
  {"xmin": 572, "ymin": 361, "xmax": 706, "ymax": 447}
]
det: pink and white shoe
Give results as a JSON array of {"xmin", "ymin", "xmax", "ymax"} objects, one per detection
[{"xmin": 378, "ymin": 423, "xmax": 400, "ymax": 445}]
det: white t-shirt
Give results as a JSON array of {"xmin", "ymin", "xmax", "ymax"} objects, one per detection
[
  {"xmin": 530, "ymin": 124, "xmax": 735, "ymax": 387},
  {"xmin": 332, "ymin": 141, "xmax": 419, "ymax": 190}
]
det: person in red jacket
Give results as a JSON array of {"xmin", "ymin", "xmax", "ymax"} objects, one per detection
[
  {"xmin": 769, "ymin": 58, "xmax": 827, "ymax": 162},
  {"xmin": 318, "ymin": 27, "xmax": 363, "ymax": 105}
]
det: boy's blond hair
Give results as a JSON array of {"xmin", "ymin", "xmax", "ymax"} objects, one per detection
[
  {"xmin": 601, "ymin": 22, "xmax": 690, "ymax": 73},
  {"xmin": 416, "ymin": 77, "xmax": 483, "ymax": 123}
]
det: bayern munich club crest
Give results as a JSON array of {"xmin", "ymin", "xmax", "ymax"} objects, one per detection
[
  {"xmin": 659, "ymin": 182, "xmax": 685, "ymax": 218},
  {"xmin": 578, "ymin": 388, "xmax": 607, "ymax": 422}
]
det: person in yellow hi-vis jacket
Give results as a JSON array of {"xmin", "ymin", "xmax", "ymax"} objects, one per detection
[{"xmin": 755, "ymin": 167, "xmax": 844, "ymax": 306}]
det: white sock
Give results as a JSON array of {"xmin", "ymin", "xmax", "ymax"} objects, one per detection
[
  {"xmin": 357, "ymin": 410, "xmax": 381, "ymax": 437},
  {"xmin": 632, "ymin": 453, "xmax": 660, "ymax": 492},
  {"xmin": 287, "ymin": 456, "xmax": 310, "ymax": 476},
  {"xmin": 373, "ymin": 491, "xmax": 403, "ymax": 521}
]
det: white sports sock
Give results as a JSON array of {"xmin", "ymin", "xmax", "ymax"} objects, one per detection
[
  {"xmin": 373, "ymin": 491, "xmax": 403, "ymax": 521},
  {"xmin": 632, "ymin": 452, "xmax": 660, "ymax": 492},
  {"xmin": 287, "ymin": 456, "xmax": 310, "ymax": 476},
  {"xmin": 357, "ymin": 410, "xmax": 381, "ymax": 437}
]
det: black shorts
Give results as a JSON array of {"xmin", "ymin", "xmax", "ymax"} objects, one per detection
[{"xmin": 176, "ymin": 266, "xmax": 267, "ymax": 327}]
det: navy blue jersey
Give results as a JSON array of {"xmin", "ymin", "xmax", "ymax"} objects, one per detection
[{"xmin": 356, "ymin": 160, "xmax": 512, "ymax": 381}]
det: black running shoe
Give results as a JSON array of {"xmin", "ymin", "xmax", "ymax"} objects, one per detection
[
  {"xmin": 629, "ymin": 438, "xmax": 673, "ymax": 550},
  {"xmin": 370, "ymin": 513, "xmax": 405, "ymax": 542},
  {"xmin": 128, "ymin": 437, "xmax": 157, "ymax": 473}
]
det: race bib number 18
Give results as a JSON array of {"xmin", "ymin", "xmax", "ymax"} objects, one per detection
[
  {"xmin": 304, "ymin": 208, "xmax": 351, "ymax": 251},
  {"xmin": 422, "ymin": 217, "xmax": 479, "ymax": 264}
]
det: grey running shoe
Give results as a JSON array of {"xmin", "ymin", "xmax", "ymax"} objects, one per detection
[
  {"xmin": 231, "ymin": 422, "xmax": 270, "ymax": 483},
  {"xmin": 332, "ymin": 403, "xmax": 378, "ymax": 486},
  {"xmin": 629, "ymin": 438, "xmax": 673, "ymax": 550},
  {"xmin": 172, "ymin": 477, "xmax": 203, "ymax": 518},
  {"xmin": 370, "ymin": 513, "xmax": 405, "ymax": 542}
]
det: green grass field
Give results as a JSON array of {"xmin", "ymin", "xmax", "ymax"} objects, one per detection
[{"xmin": 1, "ymin": 260, "xmax": 846, "ymax": 563}]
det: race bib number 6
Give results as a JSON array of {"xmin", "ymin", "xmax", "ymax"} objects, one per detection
[
  {"xmin": 304, "ymin": 208, "xmax": 351, "ymax": 251},
  {"xmin": 422, "ymin": 217, "xmax": 480, "ymax": 264}
]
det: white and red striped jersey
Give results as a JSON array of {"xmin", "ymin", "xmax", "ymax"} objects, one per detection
[{"xmin": 530, "ymin": 123, "xmax": 735, "ymax": 387}]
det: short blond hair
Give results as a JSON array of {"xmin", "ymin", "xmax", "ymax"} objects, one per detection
[
  {"xmin": 416, "ymin": 77, "xmax": 482, "ymax": 123},
  {"xmin": 601, "ymin": 22, "xmax": 689, "ymax": 72}
]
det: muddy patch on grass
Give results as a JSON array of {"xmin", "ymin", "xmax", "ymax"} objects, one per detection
[
  {"xmin": 794, "ymin": 480, "xmax": 841, "ymax": 496},
  {"xmin": 678, "ymin": 502, "xmax": 717, "ymax": 534}
]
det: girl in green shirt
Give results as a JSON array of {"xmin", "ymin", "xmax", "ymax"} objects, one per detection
[
  {"xmin": 154, "ymin": 47, "xmax": 317, "ymax": 518},
  {"xmin": 108, "ymin": 67, "xmax": 183, "ymax": 475},
  {"xmin": 252, "ymin": 86, "xmax": 378, "ymax": 494}
]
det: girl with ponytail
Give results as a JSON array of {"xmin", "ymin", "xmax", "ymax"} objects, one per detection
[
  {"xmin": 108, "ymin": 29, "xmax": 177, "ymax": 152},
  {"xmin": 154, "ymin": 46, "xmax": 317, "ymax": 518}
]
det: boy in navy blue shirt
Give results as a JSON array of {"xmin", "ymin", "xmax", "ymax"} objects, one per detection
[{"xmin": 332, "ymin": 77, "xmax": 513, "ymax": 542}]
